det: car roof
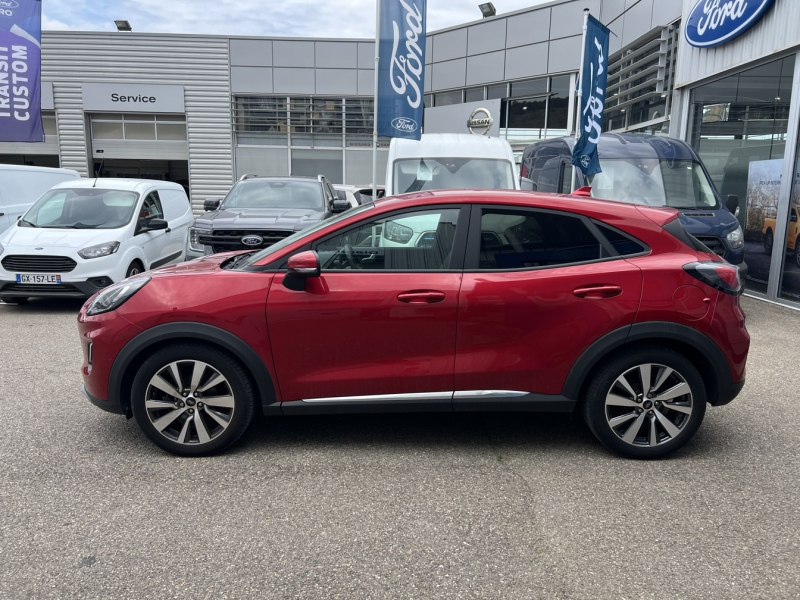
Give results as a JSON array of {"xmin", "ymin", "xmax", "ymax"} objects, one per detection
[
  {"xmin": 240, "ymin": 176, "xmax": 321, "ymax": 183},
  {"xmin": 536, "ymin": 133, "xmax": 698, "ymax": 161},
  {"xmin": 375, "ymin": 188, "xmax": 677, "ymax": 222},
  {"xmin": 50, "ymin": 178, "xmax": 186, "ymax": 192},
  {"xmin": 390, "ymin": 134, "xmax": 514, "ymax": 160},
  {"xmin": 0, "ymin": 164, "xmax": 80, "ymax": 177}
]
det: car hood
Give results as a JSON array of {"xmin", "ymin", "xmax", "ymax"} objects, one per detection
[
  {"xmin": 678, "ymin": 207, "xmax": 739, "ymax": 236},
  {"xmin": 0, "ymin": 225, "xmax": 122, "ymax": 250},
  {"xmin": 194, "ymin": 207, "xmax": 324, "ymax": 231}
]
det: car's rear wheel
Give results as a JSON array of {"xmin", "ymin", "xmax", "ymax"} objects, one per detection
[
  {"xmin": 764, "ymin": 230, "xmax": 774, "ymax": 255},
  {"xmin": 131, "ymin": 343, "xmax": 256, "ymax": 456},
  {"xmin": 583, "ymin": 347, "xmax": 706, "ymax": 459}
]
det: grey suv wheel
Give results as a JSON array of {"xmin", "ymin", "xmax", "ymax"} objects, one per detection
[
  {"xmin": 583, "ymin": 347, "xmax": 707, "ymax": 459},
  {"xmin": 131, "ymin": 343, "xmax": 255, "ymax": 456}
]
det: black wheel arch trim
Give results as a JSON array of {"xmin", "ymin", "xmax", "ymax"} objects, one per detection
[
  {"xmin": 562, "ymin": 321, "xmax": 739, "ymax": 406},
  {"xmin": 108, "ymin": 322, "xmax": 278, "ymax": 416}
]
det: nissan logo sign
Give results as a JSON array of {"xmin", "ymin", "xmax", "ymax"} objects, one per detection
[
  {"xmin": 467, "ymin": 108, "xmax": 494, "ymax": 135},
  {"xmin": 241, "ymin": 235, "xmax": 264, "ymax": 246}
]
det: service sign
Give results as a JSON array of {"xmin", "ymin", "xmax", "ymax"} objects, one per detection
[
  {"xmin": 685, "ymin": 0, "xmax": 776, "ymax": 48},
  {"xmin": 82, "ymin": 83, "xmax": 186, "ymax": 114},
  {"xmin": 377, "ymin": 0, "xmax": 427, "ymax": 140},
  {"xmin": 0, "ymin": 0, "xmax": 44, "ymax": 142}
]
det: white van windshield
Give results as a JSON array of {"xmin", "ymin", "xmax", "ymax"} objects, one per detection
[
  {"xmin": 21, "ymin": 188, "xmax": 140, "ymax": 229},
  {"xmin": 393, "ymin": 158, "xmax": 515, "ymax": 195},
  {"xmin": 587, "ymin": 159, "xmax": 719, "ymax": 209}
]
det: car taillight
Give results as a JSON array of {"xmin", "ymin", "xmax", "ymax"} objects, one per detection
[
  {"xmin": 521, "ymin": 164, "xmax": 529, "ymax": 178},
  {"xmin": 683, "ymin": 261, "xmax": 742, "ymax": 295}
]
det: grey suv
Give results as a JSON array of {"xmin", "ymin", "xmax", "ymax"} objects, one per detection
[{"xmin": 187, "ymin": 175, "xmax": 350, "ymax": 258}]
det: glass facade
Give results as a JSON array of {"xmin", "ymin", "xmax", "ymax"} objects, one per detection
[
  {"xmin": 688, "ymin": 55, "xmax": 795, "ymax": 295},
  {"xmin": 233, "ymin": 96, "xmax": 390, "ymax": 184},
  {"xmin": 780, "ymin": 135, "xmax": 800, "ymax": 302}
]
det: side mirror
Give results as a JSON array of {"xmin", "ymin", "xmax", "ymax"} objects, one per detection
[
  {"xmin": 204, "ymin": 198, "xmax": 222, "ymax": 212},
  {"xmin": 287, "ymin": 250, "xmax": 320, "ymax": 277},
  {"xmin": 725, "ymin": 194, "xmax": 739, "ymax": 215},
  {"xmin": 147, "ymin": 218, "xmax": 169, "ymax": 231},
  {"xmin": 331, "ymin": 199, "xmax": 350, "ymax": 213}
]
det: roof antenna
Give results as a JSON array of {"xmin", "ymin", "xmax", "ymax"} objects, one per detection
[{"xmin": 93, "ymin": 157, "xmax": 104, "ymax": 188}]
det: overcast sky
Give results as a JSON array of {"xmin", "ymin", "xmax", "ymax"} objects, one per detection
[{"xmin": 42, "ymin": 0, "xmax": 551, "ymax": 38}]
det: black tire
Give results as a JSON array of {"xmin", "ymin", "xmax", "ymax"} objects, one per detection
[
  {"xmin": 126, "ymin": 260, "xmax": 145, "ymax": 278},
  {"xmin": 131, "ymin": 342, "xmax": 256, "ymax": 456},
  {"xmin": 764, "ymin": 230, "xmax": 774, "ymax": 255},
  {"xmin": 582, "ymin": 346, "xmax": 707, "ymax": 459}
]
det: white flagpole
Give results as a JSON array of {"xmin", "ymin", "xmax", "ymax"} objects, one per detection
[
  {"xmin": 571, "ymin": 8, "xmax": 590, "ymax": 193},
  {"xmin": 372, "ymin": 0, "xmax": 381, "ymax": 200}
]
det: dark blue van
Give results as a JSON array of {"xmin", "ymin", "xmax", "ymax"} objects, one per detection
[{"xmin": 519, "ymin": 134, "xmax": 746, "ymax": 277}]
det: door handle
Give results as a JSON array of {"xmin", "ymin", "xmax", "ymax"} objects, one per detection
[
  {"xmin": 165, "ymin": 228, "xmax": 171, "ymax": 233},
  {"xmin": 0, "ymin": 212, "xmax": 4, "ymax": 216},
  {"xmin": 573, "ymin": 284, "xmax": 623, "ymax": 299},
  {"xmin": 397, "ymin": 290, "xmax": 446, "ymax": 304}
]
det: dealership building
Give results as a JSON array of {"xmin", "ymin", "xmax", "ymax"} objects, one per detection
[{"xmin": 0, "ymin": 0, "xmax": 798, "ymax": 308}]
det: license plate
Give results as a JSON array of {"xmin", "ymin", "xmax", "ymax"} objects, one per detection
[{"xmin": 16, "ymin": 274, "xmax": 62, "ymax": 284}]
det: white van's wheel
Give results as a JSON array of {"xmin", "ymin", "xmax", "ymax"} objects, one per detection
[{"xmin": 126, "ymin": 261, "xmax": 144, "ymax": 278}]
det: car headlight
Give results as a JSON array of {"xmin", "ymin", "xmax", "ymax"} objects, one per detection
[
  {"xmin": 78, "ymin": 241, "xmax": 120, "ymax": 260},
  {"xmin": 0, "ymin": 242, "xmax": 4, "ymax": 256},
  {"xmin": 726, "ymin": 225, "xmax": 744, "ymax": 249},
  {"xmin": 86, "ymin": 277, "xmax": 150, "ymax": 316},
  {"xmin": 189, "ymin": 228, "xmax": 211, "ymax": 251}
]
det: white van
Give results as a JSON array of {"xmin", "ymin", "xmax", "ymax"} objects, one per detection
[
  {"xmin": 0, "ymin": 179, "xmax": 193, "ymax": 302},
  {"xmin": 0, "ymin": 164, "xmax": 81, "ymax": 233},
  {"xmin": 385, "ymin": 133, "xmax": 520, "ymax": 196}
]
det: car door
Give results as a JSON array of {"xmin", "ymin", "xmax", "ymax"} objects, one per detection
[
  {"xmin": 453, "ymin": 205, "xmax": 643, "ymax": 408},
  {"xmin": 136, "ymin": 190, "xmax": 171, "ymax": 269},
  {"xmin": 159, "ymin": 188, "xmax": 192, "ymax": 262},
  {"xmin": 266, "ymin": 205, "xmax": 469, "ymax": 406}
]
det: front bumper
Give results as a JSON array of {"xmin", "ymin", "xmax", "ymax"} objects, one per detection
[
  {"xmin": 0, "ymin": 278, "xmax": 112, "ymax": 298},
  {"xmin": 82, "ymin": 384, "xmax": 125, "ymax": 415}
]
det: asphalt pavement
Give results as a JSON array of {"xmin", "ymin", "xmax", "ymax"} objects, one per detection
[{"xmin": 0, "ymin": 296, "xmax": 798, "ymax": 599}]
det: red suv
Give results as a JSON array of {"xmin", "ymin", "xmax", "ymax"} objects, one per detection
[{"xmin": 77, "ymin": 190, "xmax": 749, "ymax": 459}]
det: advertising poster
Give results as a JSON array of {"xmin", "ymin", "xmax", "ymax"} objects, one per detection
[{"xmin": 0, "ymin": 0, "xmax": 44, "ymax": 142}]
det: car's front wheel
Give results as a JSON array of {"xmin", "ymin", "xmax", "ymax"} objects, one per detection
[
  {"xmin": 583, "ymin": 347, "xmax": 707, "ymax": 459},
  {"xmin": 131, "ymin": 343, "xmax": 256, "ymax": 456}
]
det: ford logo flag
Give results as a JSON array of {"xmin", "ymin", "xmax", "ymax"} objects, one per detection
[
  {"xmin": 685, "ymin": 0, "xmax": 776, "ymax": 48},
  {"xmin": 0, "ymin": 0, "xmax": 44, "ymax": 143},
  {"xmin": 377, "ymin": 0, "xmax": 427, "ymax": 140},
  {"xmin": 572, "ymin": 14, "xmax": 609, "ymax": 177}
]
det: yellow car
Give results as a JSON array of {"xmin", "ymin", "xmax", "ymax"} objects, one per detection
[{"xmin": 763, "ymin": 205, "xmax": 800, "ymax": 267}]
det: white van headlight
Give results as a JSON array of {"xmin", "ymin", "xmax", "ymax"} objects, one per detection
[
  {"xmin": 0, "ymin": 242, "xmax": 4, "ymax": 256},
  {"xmin": 726, "ymin": 225, "xmax": 744, "ymax": 249},
  {"xmin": 79, "ymin": 241, "xmax": 120, "ymax": 260},
  {"xmin": 189, "ymin": 228, "xmax": 211, "ymax": 252},
  {"xmin": 86, "ymin": 277, "xmax": 150, "ymax": 316}
]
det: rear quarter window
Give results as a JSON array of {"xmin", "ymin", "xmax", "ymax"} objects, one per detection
[{"xmin": 594, "ymin": 222, "xmax": 649, "ymax": 256}]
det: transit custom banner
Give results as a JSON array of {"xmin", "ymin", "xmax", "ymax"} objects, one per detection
[
  {"xmin": 376, "ymin": 0, "xmax": 427, "ymax": 140},
  {"xmin": 0, "ymin": 0, "xmax": 44, "ymax": 142},
  {"xmin": 572, "ymin": 14, "xmax": 610, "ymax": 176}
]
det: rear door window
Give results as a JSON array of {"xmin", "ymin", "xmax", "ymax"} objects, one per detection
[{"xmin": 470, "ymin": 207, "xmax": 605, "ymax": 270}]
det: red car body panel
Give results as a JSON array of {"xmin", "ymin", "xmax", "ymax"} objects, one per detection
[
  {"xmin": 266, "ymin": 272, "xmax": 462, "ymax": 400},
  {"xmin": 77, "ymin": 189, "xmax": 749, "ymax": 417},
  {"xmin": 455, "ymin": 260, "xmax": 642, "ymax": 395}
]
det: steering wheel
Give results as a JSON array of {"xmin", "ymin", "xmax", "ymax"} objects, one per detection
[{"xmin": 342, "ymin": 243, "xmax": 361, "ymax": 269}]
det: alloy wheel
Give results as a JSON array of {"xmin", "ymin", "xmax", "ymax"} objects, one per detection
[
  {"xmin": 144, "ymin": 360, "xmax": 235, "ymax": 445},
  {"xmin": 604, "ymin": 363, "xmax": 694, "ymax": 447}
]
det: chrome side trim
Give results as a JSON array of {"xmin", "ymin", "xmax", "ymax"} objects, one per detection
[
  {"xmin": 453, "ymin": 390, "xmax": 529, "ymax": 400},
  {"xmin": 302, "ymin": 391, "xmax": 455, "ymax": 403}
]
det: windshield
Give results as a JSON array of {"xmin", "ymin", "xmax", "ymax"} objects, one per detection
[
  {"xmin": 235, "ymin": 202, "xmax": 375, "ymax": 268},
  {"xmin": 222, "ymin": 180, "xmax": 324, "ymax": 210},
  {"xmin": 393, "ymin": 158, "xmax": 515, "ymax": 195},
  {"xmin": 21, "ymin": 188, "xmax": 140, "ymax": 229},
  {"xmin": 587, "ymin": 159, "xmax": 719, "ymax": 209}
]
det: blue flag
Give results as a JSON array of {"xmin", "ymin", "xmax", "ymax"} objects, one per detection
[
  {"xmin": 0, "ymin": 0, "xmax": 44, "ymax": 143},
  {"xmin": 377, "ymin": 0, "xmax": 427, "ymax": 140},
  {"xmin": 572, "ymin": 14, "xmax": 609, "ymax": 176}
]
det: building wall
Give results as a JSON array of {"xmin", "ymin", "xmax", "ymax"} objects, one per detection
[
  {"xmin": 675, "ymin": 0, "xmax": 800, "ymax": 87},
  {"xmin": 39, "ymin": 32, "xmax": 233, "ymax": 211}
]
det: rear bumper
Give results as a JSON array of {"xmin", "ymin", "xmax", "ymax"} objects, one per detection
[
  {"xmin": 735, "ymin": 261, "xmax": 748, "ymax": 282},
  {"xmin": 711, "ymin": 378, "xmax": 745, "ymax": 407},
  {"xmin": 82, "ymin": 385, "xmax": 125, "ymax": 415}
]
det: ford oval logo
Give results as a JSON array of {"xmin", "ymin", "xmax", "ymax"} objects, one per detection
[
  {"xmin": 241, "ymin": 235, "xmax": 264, "ymax": 246},
  {"xmin": 391, "ymin": 117, "xmax": 418, "ymax": 133},
  {"xmin": 0, "ymin": 1, "xmax": 19, "ymax": 7},
  {"xmin": 685, "ymin": 0, "xmax": 776, "ymax": 48}
]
